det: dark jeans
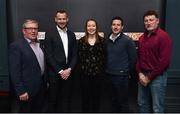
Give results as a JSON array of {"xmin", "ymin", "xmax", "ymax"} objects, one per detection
[
  {"xmin": 80, "ymin": 75, "xmax": 102, "ymax": 112},
  {"xmin": 107, "ymin": 73, "xmax": 129, "ymax": 112},
  {"xmin": 47, "ymin": 76, "xmax": 73, "ymax": 112}
]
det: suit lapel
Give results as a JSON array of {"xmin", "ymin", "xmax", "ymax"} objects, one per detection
[
  {"xmin": 22, "ymin": 38, "xmax": 41, "ymax": 70},
  {"xmin": 55, "ymin": 27, "xmax": 67, "ymax": 57},
  {"xmin": 67, "ymin": 30, "xmax": 71, "ymax": 57},
  {"xmin": 55, "ymin": 27, "xmax": 64, "ymax": 47}
]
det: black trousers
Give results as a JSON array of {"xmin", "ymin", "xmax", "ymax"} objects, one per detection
[
  {"xmin": 107, "ymin": 73, "xmax": 129, "ymax": 112},
  {"xmin": 47, "ymin": 76, "xmax": 73, "ymax": 112},
  {"xmin": 80, "ymin": 75, "xmax": 103, "ymax": 112},
  {"xmin": 11, "ymin": 83, "xmax": 46, "ymax": 113}
]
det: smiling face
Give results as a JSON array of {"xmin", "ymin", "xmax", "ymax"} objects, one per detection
[
  {"xmin": 144, "ymin": 15, "xmax": 159, "ymax": 32},
  {"xmin": 55, "ymin": 12, "xmax": 68, "ymax": 30},
  {"xmin": 111, "ymin": 19, "xmax": 123, "ymax": 36},
  {"xmin": 86, "ymin": 20, "xmax": 97, "ymax": 35},
  {"xmin": 22, "ymin": 21, "xmax": 38, "ymax": 41}
]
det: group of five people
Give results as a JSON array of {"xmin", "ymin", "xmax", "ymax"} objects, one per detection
[{"xmin": 8, "ymin": 9, "xmax": 172, "ymax": 113}]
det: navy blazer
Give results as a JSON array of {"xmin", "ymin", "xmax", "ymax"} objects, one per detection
[
  {"xmin": 9, "ymin": 38, "xmax": 46, "ymax": 97},
  {"xmin": 44, "ymin": 26, "xmax": 77, "ymax": 78}
]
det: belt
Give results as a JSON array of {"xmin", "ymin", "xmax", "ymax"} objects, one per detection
[{"xmin": 106, "ymin": 70, "xmax": 129, "ymax": 75}]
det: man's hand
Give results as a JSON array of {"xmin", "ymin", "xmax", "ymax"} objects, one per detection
[
  {"xmin": 19, "ymin": 92, "xmax": 29, "ymax": 101},
  {"xmin": 139, "ymin": 72, "xmax": 150, "ymax": 86},
  {"xmin": 60, "ymin": 68, "xmax": 71, "ymax": 80}
]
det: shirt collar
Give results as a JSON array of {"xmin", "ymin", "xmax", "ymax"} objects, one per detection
[
  {"xmin": 25, "ymin": 38, "xmax": 31, "ymax": 43},
  {"xmin": 25, "ymin": 37, "xmax": 39, "ymax": 44},
  {"xmin": 109, "ymin": 33, "xmax": 121, "ymax": 41},
  {"xmin": 56, "ymin": 25, "xmax": 67, "ymax": 33},
  {"xmin": 144, "ymin": 27, "xmax": 159, "ymax": 37}
]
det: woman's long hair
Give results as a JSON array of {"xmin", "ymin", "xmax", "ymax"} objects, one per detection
[{"xmin": 82, "ymin": 18, "xmax": 103, "ymax": 43}]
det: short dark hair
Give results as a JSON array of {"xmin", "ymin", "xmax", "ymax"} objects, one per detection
[
  {"xmin": 143, "ymin": 10, "xmax": 159, "ymax": 19},
  {"xmin": 111, "ymin": 16, "xmax": 124, "ymax": 26},
  {"xmin": 55, "ymin": 9, "xmax": 68, "ymax": 17}
]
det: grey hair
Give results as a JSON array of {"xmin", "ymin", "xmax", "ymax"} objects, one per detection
[{"xmin": 22, "ymin": 19, "xmax": 38, "ymax": 28}]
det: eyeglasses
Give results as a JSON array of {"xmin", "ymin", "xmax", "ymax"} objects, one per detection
[{"xmin": 24, "ymin": 27, "xmax": 38, "ymax": 31}]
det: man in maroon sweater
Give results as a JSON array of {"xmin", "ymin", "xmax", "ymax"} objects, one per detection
[{"xmin": 136, "ymin": 10, "xmax": 172, "ymax": 113}]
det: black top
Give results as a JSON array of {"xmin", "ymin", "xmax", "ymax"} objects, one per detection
[{"xmin": 78, "ymin": 36, "xmax": 106, "ymax": 76}]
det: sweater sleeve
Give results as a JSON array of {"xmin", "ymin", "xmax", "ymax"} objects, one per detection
[
  {"xmin": 128, "ymin": 39, "xmax": 137, "ymax": 74},
  {"xmin": 148, "ymin": 34, "xmax": 172, "ymax": 80}
]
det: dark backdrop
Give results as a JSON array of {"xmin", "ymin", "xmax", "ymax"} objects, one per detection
[
  {"xmin": 165, "ymin": 0, "xmax": 180, "ymax": 112},
  {"xmin": 1, "ymin": 0, "xmax": 180, "ymax": 112},
  {"xmin": 0, "ymin": 0, "xmax": 8, "ymax": 91},
  {"xmin": 2, "ymin": 0, "xmax": 168, "ymax": 112},
  {"xmin": 7, "ymin": 0, "xmax": 165, "ymax": 42}
]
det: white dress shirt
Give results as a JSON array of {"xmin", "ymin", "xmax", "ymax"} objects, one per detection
[{"xmin": 56, "ymin": 26, "xmax": 68, "ymax": 63}]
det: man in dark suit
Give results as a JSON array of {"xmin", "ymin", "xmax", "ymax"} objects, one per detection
[
  {"xmin": 44, "ymin": 10, "xmax": 77, "ymax": 112},
  {"xmin": 9, "ymin": 19, "xmax": 47, "ymax": 112}
]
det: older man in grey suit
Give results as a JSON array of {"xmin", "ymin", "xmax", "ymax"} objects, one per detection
[{"xmin": 9, "ymin": 19, "xmax": 47, "ymax": 112}]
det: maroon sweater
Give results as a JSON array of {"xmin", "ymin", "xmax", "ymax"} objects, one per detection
[{"xmin": 136, "ymin": 28, "xmax": 173, "ymax": 80}]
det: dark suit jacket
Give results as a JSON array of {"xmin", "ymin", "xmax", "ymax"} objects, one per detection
[
  {"xmin": 9, "ymin": 38, "xmax": 46, "ymax": 97},
  {"xmin": 44, "ymin": 26, "xmax": 77, "ymax": 78}
]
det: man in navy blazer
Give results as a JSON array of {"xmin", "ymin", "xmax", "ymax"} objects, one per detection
[
  {"xmin": 9, "ymin": 19, "xmax": 47, "ymax": 112},
  {"xmin": 44, "ymin": 10, "xmax": 77, "ymax": 112}
]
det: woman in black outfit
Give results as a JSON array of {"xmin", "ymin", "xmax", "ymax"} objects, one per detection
[{"xmin": 77, "ymin": 18, "xmax": 106, "ymax": 112}]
